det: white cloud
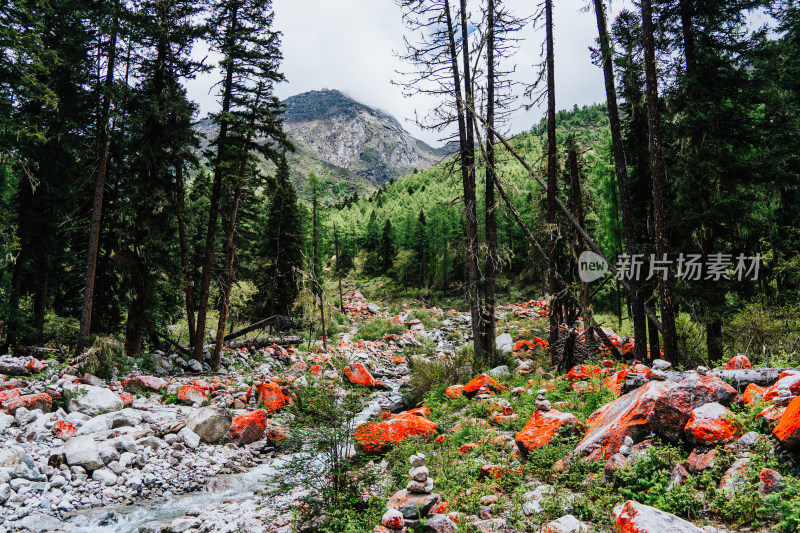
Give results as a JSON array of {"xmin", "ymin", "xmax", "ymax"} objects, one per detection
[{"xmin": 186, "ymin": 0, "xmax": 632, "ymax": 147}]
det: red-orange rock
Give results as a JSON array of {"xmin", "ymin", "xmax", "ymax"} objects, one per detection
[
  {"xmin": 227, "ymin": 409, "xmax": 268, "ymax": 444},
  {"xmin": 55, "ymin": 420, "xmax": 76, "ymax": 439},
  {"xmin": 613, "ymin": 500, "xmax": 703, "ymax": 532},
  {"xmin": 250, "ymin": 381, "xmax": 291, "ymax": 412},
  {"xmin": 684, "ymin": 402, "xmax": 740, "ymax": 447},
  {"xmin": 407, "ymin": 406, "xmax": 432, "ymax": 418},
  {"xmin": 567, "ymin": 364, "xmax": 601, "ymax": 383},
  {"xmin": 355, "ymin": 412, "xmax": 437, "ymax": 454},
  {"xmin": 763, "ymin": 371, "xmax": 800, "ymax": 401},
  {"xmin": 605, "ymin": 369, "xmax": 631, "ymax": 394},
  {"xmin": 343, "ymin": 363, "xmax": 389, "ymax": 390},
  {"xmin": 0, "ymin": 380, "xmax": 22, "ymax": 391},
  {"xmin": 757, "ymin": 404, "xmax": 785, "ymax": 425},
  {"xmin": 27, "ymin": 359, "xmax": 45, "ymax": 372},
  {"xmin": 647, "ymin": 373, "xmax": 737, "ymax": 443},
  {"xmin": 459, "ymin": 442, "xmax": 479, "ymax": 454},
  {"xmin": 685, "ymin": 449, "xmax": 718, "ymax": 473},
  {"xmin": 742, "ymin": 383, "xmax": 765, "ymax": 405},
  {"xmin": 462, "ymin": 374, "xmax": 505, "ymax": 397},
  {"xmin": 122, "ymin": 376, "xmax": 167, "ymax": 394},
  {"xmin": 445, "ymin": 385, "xmax": 465, "ymax": 398},
  {"xmin": 177, "ymin": 385, "xmax": 207, "ymax": 405},
  {"xmin": 759, "ymin": 468, "xmax": 783, "ymax": 495},
  {"xmin": 119, "ymin": 392, "xmax": 134, "ymax": 407},
  {"xmin": 265, "ymin": 421, "xmax": 288, "ymax": 442},
  {"xmin": 4, "ymin": 393, "xmax": 52, "ymax": 415},
  {"xmin": 0, "ymin": 388, "xmax": 22, "ymax": 407},
  {"xmin": 723, "ymin": 355, "xmax": 751, "ymax": 370},
  {"xmin": 515, "ymin": 409, "xmax": 582, "ymax": 457},
  {"xmin": 575, "ymin": 380, "xmax": 674, "ymax": 459},
  {"xmin": 478, "ymin": 464, "xmax": 504, "ymax": 480},
  {"xmin": 309, "ymin": 364, "xmax": 321, "ymax": 374},
  {"xmin": 773, "ymin": 396, "xmax": 800, "ymax": 449}
]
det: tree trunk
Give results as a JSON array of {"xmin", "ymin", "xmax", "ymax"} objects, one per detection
[
  {"xmin": 77, "ymin": 4, "xmax": 119, "ymax": 356},
  {"xmin": 593, "ymin": 0, "xmax": 647, "ymax": 360},
  {"xmin": 568, "ymin": 146, "xmax": 591, "ymax": 324},
  {"xmin": 641, "ymin": 0, "xmax": 679, "ymax": 362},
  {"xmin": 482, "ymin": 0, "xmax": 497, "ymax": 362},
  {"xmin": 444, "ymin": 0, "xmax": 482, "ymax": 361},
  {"xmin": 213, "ymin": 183, "xmax": 243, "ymax": 370},
  {"xmin": 176, "ymin": 163, "xmax": 196, "ymax": 345},
  {"xmin": 334, "ymin": 223, "xmax": 344, "ymax": 313},
  {"xmin": 458, "ymin": 0, "xmax": 484, "ymax": 363},
  {"xmin": 545, "ymin": 0, "xmax": 559, "ymax": 365},
  {"xmin": 194, "ymin": 6, "xmax": 238, "ymax": 360}
]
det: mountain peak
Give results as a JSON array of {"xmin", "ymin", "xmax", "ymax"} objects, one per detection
[{"xmin": 283, "ymin": 89, "xmax": 387, "ymax": 124}]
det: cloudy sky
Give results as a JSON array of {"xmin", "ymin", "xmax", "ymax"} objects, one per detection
[{"xmin": 186, "ymin": 0, "xmax": 634, "ymax": 147}]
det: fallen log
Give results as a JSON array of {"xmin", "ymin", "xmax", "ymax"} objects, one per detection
[
  {"xmin": 224, "ymin": 316, "xmax": 282, "ymax": 342},
  {"xmin": 202, "ymin": 336, "xmax": 302, "ymax": 351},
  {"xmin": 155, "ymin": 332, "xmax": 194, "ymax": 358},
  {"xmin": 622, "ymin": 367, "xmax": 800, "ymax": 394}
]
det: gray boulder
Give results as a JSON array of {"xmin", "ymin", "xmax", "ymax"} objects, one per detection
[
  {"xmin": 66, "ymin": 385, "xmax": 123, "ymax": 416},
  {"xmin": 64, "ymin": 435, "xmax": 104, "ymax": 471},
  {"xmin": 495, "ymin": 332, "xmax": 514, "ymax": 354},
  {"xmin": 183, "ymin": 406, "xmax": 232, "ymax": 443}
]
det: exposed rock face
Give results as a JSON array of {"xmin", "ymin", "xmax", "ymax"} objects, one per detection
[
  {"xmin": 194, "ymin": 89, "xmax": 446, "ymax": 199},
  {"xmin": 647, "ymin": 373, "xmax": 737, "ymax": 443},
  {"xmin": 613, "ymin": 500, "xmax": 703, "ymax": 532}
]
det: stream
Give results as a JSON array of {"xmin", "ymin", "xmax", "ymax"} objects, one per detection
[{"xmin": 61, "ymin": 388, "xmax": 387, "ymax": 532}]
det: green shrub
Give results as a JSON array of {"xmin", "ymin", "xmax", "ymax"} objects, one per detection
[
  {"xmin": 403, "ymin": 350, "xmax": 472, "ymax": 407},
  {"xmin": 80, "ymin": 337, "xmax": 127, "ymax": 379},
  {"xmin": 353, "ymin": 318, "xmax": 405, "ymax": 341}
]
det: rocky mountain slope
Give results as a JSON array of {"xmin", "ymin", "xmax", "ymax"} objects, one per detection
[{"xmin": 196, "ymin": 89, "xmax": 446, "ymax": 200}]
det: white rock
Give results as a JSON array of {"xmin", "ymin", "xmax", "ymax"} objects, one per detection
[
  {"xmin": 183, "ymin": 407, "xmax": 232, "ymax": 444},
  {"xmin": 64, "ymin": 435, "xmax": 104, "ymax": 471},
  {"xmin": 409, "ymin": 465, "xmax": 429, "ymax": 482},
  {"xmin": 92, "ymin": 468, "xmax": 118, "ymax": 486},
  {"xmin": 66, "ymin": 385, "xmax": 123, "ymax": 416},
  {"xmin": 545, "ymin": 514, "xmax": 589, "ymax": 533},
  {"xmin": 409, "ymin": 453, "xmax": 426, "ymax": 467},
  {"xmin": 178, "ymin": 427, "xmax": 200, "ymax": 449},
  {"xmin": 495, "ymin": 333, "xmax": 514, "ymax": 354}
]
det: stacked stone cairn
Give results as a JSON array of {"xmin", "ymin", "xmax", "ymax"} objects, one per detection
[{"xmin": 377, "ymin": 453, "xmax": 458, "ymax": 532}]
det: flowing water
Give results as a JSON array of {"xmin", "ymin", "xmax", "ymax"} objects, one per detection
[{"xmin": 63, "ymin": 388, "xmax": 387, "ymax": 532}]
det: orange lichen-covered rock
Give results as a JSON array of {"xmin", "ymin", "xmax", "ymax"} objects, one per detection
[
  {"xmin": 685, "ymin": 449, "xmax": 718, "ymax": 473},
  {"xmin": 605, "ymin": 369, "xmax": 631, "ymax": 394},
  {"xmin": 0, "ymin": 388, "xmax": 22, "ymax": 407},
  {"xmin": 119, "ymin": 392, "xmax": 134, "ymax": 407},
  {"xmin": 407, "ymin": 406, "xmax": 432, "ymax": 418},
  {"xmin": 575, "ymin": 380, "xmax": 674, "ymax": 459},
  {"xmin": 343, "ymin": 362, "xmax": 389, "ymax": 390},
  {"xmin": 773, "ymin": 396, "xmax": 800, "ymax": 449},
  {"xmin": 647, "ymin": 373, "xmax": 737, "ymax": 443},
  {"xmin": 613, "ymin": 500, "xmax": 703, "ymax": 533},
  {"xmin": 27, "ymin": 359, "xmax": 46, "ymax": 372},
  {"xmin": 0, "ymin": 379, "xmax": 22, "ymax": 391},
  {"xmin": 227, "ymin": 409, "xmax": 268, "ymax": 444},
  {"xmin": 248, "ymin": 381, "xmax": 291, "ymax": 412},
  {"xmin": 462, "ymin": 374, "xmax": 505, "ymax": 397},
  {"xmin": 177, "ymin": 385, "xmax": 207, "ymax": 406},
  {"xmin": 684, "ymin": 402, "xmax": 740, "ymax": 447},
  {"xmin": 763, "ymin": 371, "xmax": 800, "ymax": 401},
  {"xmin": 759, "ymin": 468, "xmax": 783, "ymax": 495},
  {"xmin": 514, "ymin": 340, "xmax": 535, "ymax": 352},
  {"xmin": 515, "ymin": 409, "xmax": 582, "ymax": 457},
  {"xmin": 566, "ymin": 364, "xmax": 601, "ymax": 383},
  {"xmin": 723, "ymin": 355, "xmax": 751, "ymax": 370},
  {"xmin": 459, "ymin": 442, "xmax": 479, "ymax": 454},
  {"xmin": 4, "ymin": 393, "xmax": 52, "ymax": 415},
  {"xmin": 55, "ymin": 420, "xmax": 77, "ymax": 439},
  {"xmin": 757, "ymin": 404, "xmax": 785, "ymax": 425},
  {"xmin": 122, "ymin": 376, "xmax": 167, "ymax": 394},
  {"xmin": 445, "ymin": 385, "xmax": 465, "ymax": 398},
  {"xmin": 742, "ymin": 383, "xmax": 765, "ymax": 405},
  {"xmin": 355, "ymin": 412, "xmax": 438, "ymax": 454}
]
